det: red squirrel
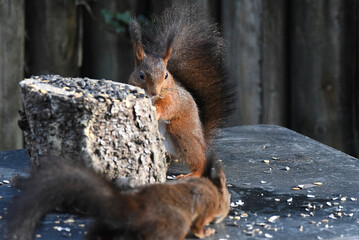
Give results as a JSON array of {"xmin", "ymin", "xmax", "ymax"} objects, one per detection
[
  {"xmin": 129, "ymin": 5, "xmax": 235, "ymax": 178},
  {"xmin": 7, "ymin": 153, "xmax": 230, "ymax": 240}
]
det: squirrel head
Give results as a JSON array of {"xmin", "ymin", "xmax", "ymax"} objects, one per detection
[
  {"xmin": 129, "ymin": 20, "xmax": 175, "ymax": 98},
  {"xmin": 202, "ymin": 151, "xmax": 231, "ymax": 223}
]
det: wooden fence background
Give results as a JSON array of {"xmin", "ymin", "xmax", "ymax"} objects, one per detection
[{"xmin": 1, "ymin": 0, "xmax": 358, "ymax": 157}]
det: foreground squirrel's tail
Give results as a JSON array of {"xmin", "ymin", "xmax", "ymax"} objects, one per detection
[
  {"xmin": 7, "ymin": 159, "xmax": 120, "ymax": 240},
  {"xmin": 140, "ymin": 5, "xmax": 235, "ymax": 141}
]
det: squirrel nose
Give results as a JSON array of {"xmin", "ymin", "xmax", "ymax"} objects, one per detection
[
  {"xmin": 146, "ymin": 90, "xmax": 157, "ymax": 97},
  {"xmin": 149, "ymin": 88, "xmax": 160, "ymax": 97}
]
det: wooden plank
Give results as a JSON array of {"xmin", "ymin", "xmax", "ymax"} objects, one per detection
[
  {"xmin": 222, "ymin": 0, "xmax": 262, "ymax": 125},
  {"xmin": 3, "ymin": 125, "xmax": 359, "ymax": 239},
  {"xmin": 290, "ymin": 0, "xmax": 358, "ymax": 156},
  {"xmin": 356, "ymin": 1, "xmax": 359, "ymax": 156},
  {"xmin": 0, "ymin": 0, "xmax": 25, "ymax": 150},
  {"xmin": 149, "ymin": 0, "xmax": 219, "ymax": 18},
  {"xmin": 261, "ymin": 0, "xmax": 288, "ymax": 126},
  {"xmin": 222, "ymin": 0, "xmax": 288, "ymax": 126},
  {"xmin": 82, "ymin": 0, "xmax": 142, "ymax": 83},
  {"xmin": 25, "ymin": 0, "xmax": 79, "ymax": 76}
]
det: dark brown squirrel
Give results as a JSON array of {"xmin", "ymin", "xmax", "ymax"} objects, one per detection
[
  {"xmin": 7, "ymin": 153, "xmax": 230, "ymax": 240},
  {"xmin": 128, "ymin": 5, "xmax": 235, "ymax": 178}
]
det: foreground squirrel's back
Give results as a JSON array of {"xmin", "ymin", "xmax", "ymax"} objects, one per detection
[{"xmin": 140, "ymin": 5, "xmax": 234, "ymax": 140}]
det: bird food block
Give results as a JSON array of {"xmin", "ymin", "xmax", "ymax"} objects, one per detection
[{"xmin": 18, "ymin": 75, "xmax": 167, "ymax": 187}]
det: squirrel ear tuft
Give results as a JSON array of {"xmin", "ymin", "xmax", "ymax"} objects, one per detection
[
  {"xmin": 129, "ymin": 19, "xmax": 145, "ymax": 65},
  {"xmin": 162, "ymin": 30, "xmax": 176, "ymax": 66},
  {"xmin": 202, "ymin": 150, "xmax": 226, "ymax": 189}
]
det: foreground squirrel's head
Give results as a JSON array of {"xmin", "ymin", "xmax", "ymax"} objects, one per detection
[
  {"xmin": 128, "ymin": 20, "xmax": 175, "ymax": 98},
  {"xmin": 202, "ymin": 151, "xmax": 231, "ymax": 223}
]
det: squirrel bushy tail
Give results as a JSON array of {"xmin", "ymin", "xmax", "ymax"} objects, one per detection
[
  {"xmin": 140, "ymin": 5, "xmax": 235, "ymax": 141},
  {"xmin": 7, "ymin": 160, "xmax": 121, "ymax": 240}
]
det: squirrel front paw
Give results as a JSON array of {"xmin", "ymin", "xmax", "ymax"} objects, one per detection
[
  {"xmin": 204, "ymin": 227, "xmax": 216, "ymax": 237},
  {"xmin": 176, "ymin": 171, "xmax": 202, "ymax": 179},
  {"xmin": 193, "ymin": 227, "xmax": 216, "ymax": 239}
]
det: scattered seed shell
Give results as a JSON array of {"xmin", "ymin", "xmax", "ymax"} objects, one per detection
[
  {"xmin": 246, "ymin": 224, "xmax": 253, "ymax": 230},
  {"xmin": 64, "ymin": 218, "xmax": 75, "ymax": 224},
  {"xmin": 265, "ymin": 233, "xmax": 273, "ymax": 238},
  {"xmin": 166, "ymin": 175, "xmax": 175, "ymax": 180},
  {"xmin": 244, "ymin": 230, "xmax": 254, "ymax": 236},
  {"xmin": 268, "ymin": 215, "xmax": 280, "ymax": 223}
]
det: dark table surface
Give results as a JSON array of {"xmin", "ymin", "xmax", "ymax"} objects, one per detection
[{"xmin": 1, "ymin": 125, "xmax": 359, "ymax": 239}]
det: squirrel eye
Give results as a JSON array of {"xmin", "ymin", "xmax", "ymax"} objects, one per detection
[
  {"xmin": 165, "ymin": 73, "xmax": 168, "ymax": 79},
  {"xmin": 139, "ymin": 72, "xmax": 144, "ymax": 80}
]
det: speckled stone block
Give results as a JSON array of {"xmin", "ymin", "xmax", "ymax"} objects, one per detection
[{"xmin": 18, "ymin": 75, "xmax": 167, "ymax": 187}]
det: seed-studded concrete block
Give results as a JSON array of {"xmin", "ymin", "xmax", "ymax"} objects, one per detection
[{"xmin": 19, "ymin": 75, "xmax": 167, "ymax": 187}]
